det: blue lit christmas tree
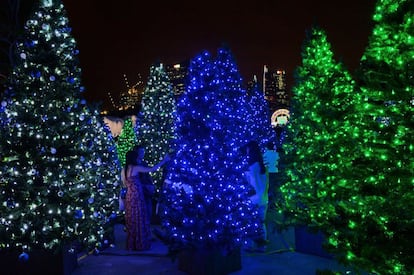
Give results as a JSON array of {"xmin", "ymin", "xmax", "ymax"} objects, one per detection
[
  {"xmin": 246, "ymin": 78, "xmax": 276, "ymax": 151},
  {"xmin": 0, "ymin": 0, "xmax": 121, "ymax": 254},
  {"xmin": 159, "ymin": 48, "xmax": 260, "ymax": 254},
  {"xmin": 135, "ymin": 63, "xmax": 177, "ymax": 188}
]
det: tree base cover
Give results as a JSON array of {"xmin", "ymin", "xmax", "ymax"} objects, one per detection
[
  {"xmin": 178, "ymin": 247, "xmax": 242, "ymax": 275},
  {"xmin": 294, "ymin": 225, "xmax": 333, "ymax": 259}
]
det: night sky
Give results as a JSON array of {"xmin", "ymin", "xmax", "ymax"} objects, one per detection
[{"xmin": 62, "ymin": 0, "xmax": 376, "ymax": 110}]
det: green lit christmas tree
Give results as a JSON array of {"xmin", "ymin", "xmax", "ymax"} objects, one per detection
[
  {"xmin": 346, "ymin": 0, "xmax": 414, "ymax": 273},
  {"xmin": 0, "ymin": 0, "xmax": 121, "ymax": 254},
  {"xmin": 115, "ymin": 116, "xmax": 137, "ymax": 167},
  {"xmin": 160, "ymin": 48, "xmax": 260, "ymax": 255},
  {"xmin": 277, "ymin": 26, "xmax": 362, "ymax": 266},
  {"xmin": 135, "ymin": 63, "xmax": 176, "ymax": 188}
]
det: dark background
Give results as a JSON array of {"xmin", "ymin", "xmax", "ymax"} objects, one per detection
[{"xmin": 1, "ymin": 0, "xmax": 377, "ymax": 110}]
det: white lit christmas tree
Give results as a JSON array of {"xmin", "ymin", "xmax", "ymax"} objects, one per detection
[
  {"xmin": 0, "ymin": 0, "xmax": 121, "ymax": 254},
  {"xmin": 160, "ymin": 48, "xmax": 260, "ymax": 254},
  {"xmin": 135, "ymin": 63, "xmax": 177, "ymax": 188}
]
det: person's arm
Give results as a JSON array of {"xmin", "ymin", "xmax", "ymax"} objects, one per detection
[
  {"xmin": 135, "ymin": 154, "xmax": 170, "ymax": 173},
  {"xmin": 120, "ymin": 168, "xmax": 126, "ymax": 187}
]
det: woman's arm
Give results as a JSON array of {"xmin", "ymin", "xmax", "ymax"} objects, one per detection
[
  {"xmin": 135, "ymin": 164, "xmax": 159, "ymax": 173},
  {"xmin": 135, "ymin": 154, "xmax": 171, "ymax": 173},
  {"xmin": 120, "ymin": 168, "xmax": 126, "ymax": 187}
]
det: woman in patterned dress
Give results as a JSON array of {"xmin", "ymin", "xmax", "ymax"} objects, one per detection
[{"xmin": 124, "ymin": 150, "xmax": 169, "ymax": 250}]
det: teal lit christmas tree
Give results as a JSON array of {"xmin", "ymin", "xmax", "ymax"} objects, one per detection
[
  {"xmin": 135, "ymin": 63, "xmax": 176, "ymax": 188},
  {"xmin": 347, "ymin": 0, "xmax": 413, "ymax": 273},
  {"xmin": 246, "ymin": 78, "xmax": 276, "ymax": 151},
  {"xmin": 0, "ymin": 0, "xmax": 121, "ymax": 253},
  {"xmin": 277, "ymin": 26, "xmax": 363, "ymax": 266},
  {"xmin": 159, "ymin": 48, "xmax": 260, "ymax": 254},
  {"xmin": 115, "ymin": 116, "xmax": 137, "ymax": 166}
]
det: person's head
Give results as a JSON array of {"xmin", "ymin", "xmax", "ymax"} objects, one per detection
[
  {"xmin": 133, "ymin": 145, "xmax": 146, "ymax": 160},
  {"xmin": 125, "ymin": 150, "xmax": 139, "ymax": 167},
  {"xmin": 245, "ymin": 141, "xmax": 262, "ymax": 162},
  {"xmin": 266, "ymin": 141, "xmax": 275, "ymax": 151},
  {"xmin": 245, "ymin": 141, "xmax": 266, "ymax": 174}
]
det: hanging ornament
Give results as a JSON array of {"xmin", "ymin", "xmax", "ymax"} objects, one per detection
[
  {"xmin": 42, "ymin": 0, "xmax": 53, "ymax": 8},
  {"xmin": 74, "ymin": 210, "xmax": 83, "ymax": 219},
  {"xmin": 28, "ymin": 169, "xmax": 36, "ymax": 176},
  {"xmin": 49, "ymin": 75, "xmax": 56, "ymax": 81},
  {"xmin": 50, "ymin": 147, "xmax": 57, "ymax": 154},
  {"xmin": 66, "ymin": 77, "xmax": 75, "ymax": 84},
  {"xmin": 96, "ymin": 158, "xmax": 102, "ymax": 166},
  {"xmin": 18, "ymin": 252, "xmax": 29, "ymax": 262},
  {"xmin": 42, "ymin": 23, "xmax": 50, "ymax": 31},
  {"xmin": 57, "ymin": 190, "xmax": 64, "ymax": 197},
  {"xmin": 20, "ymin": 53, "xmax": 27, "ymax": 59},
  {"xmin": 6, "ymin": 198, "xmax": 15, "ymax": 208}
]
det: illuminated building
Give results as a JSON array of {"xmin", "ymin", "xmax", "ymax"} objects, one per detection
[
  {"xmin": 247, "ymin": 75, "xmax": 259, "ymax": 93},
  {"xmin": 165, "ymin": 61, "xmax": 189, "ymax": 97},
  {"xmin": 262, "ymin": 65, "xmax": 289, "ymax": 113}
]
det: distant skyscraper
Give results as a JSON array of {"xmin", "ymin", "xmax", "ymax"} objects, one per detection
[
  {"xmin": 165, "ymin": 61, "xmax": 189, "ymax": 97},
  {"xmin": 263, "ymin": 65, "xmax": 289, "ymax": 113},
  {"xmin": 247, "ymin": 75, "xmax": 258, "ymax": 94}
]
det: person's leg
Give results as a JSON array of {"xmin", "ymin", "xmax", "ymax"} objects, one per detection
[
  {"xmin": 255, "ymin": 204, "xmax": 269, "ymax": 252},
  {"xmin": 145, "ymin": 197, "xmax": 152, "ymax": 224}
]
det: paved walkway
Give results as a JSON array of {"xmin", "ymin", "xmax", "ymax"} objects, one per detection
[{"xmin": 71, "ymin": 224, "xmax": 355, "ymax": 275}]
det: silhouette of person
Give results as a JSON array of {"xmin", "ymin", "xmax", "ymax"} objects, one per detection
[
  {"xmin": 243, "ymin": 140, "xmax": 269, "ymax": 252},
  {"xmin": 263, "ymin": 141, "xmax": 280, "ymax": 202}
]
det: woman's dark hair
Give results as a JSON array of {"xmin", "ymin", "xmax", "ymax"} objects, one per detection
[
  {"xmin": 266, "ymin": 141, "xmax": 274, "ymax": 150},
  {"xmin": 246, "ymin": 140, "xmax": 266, "ymax": 174},
  {"xmin": 124, "ymin": 150, "xmax": 139, "ymax": 179}
]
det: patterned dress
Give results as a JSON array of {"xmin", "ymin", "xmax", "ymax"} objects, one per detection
[{"xmin": 125, "ymin": 175, "xmax": 151, "ymax": 250}]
